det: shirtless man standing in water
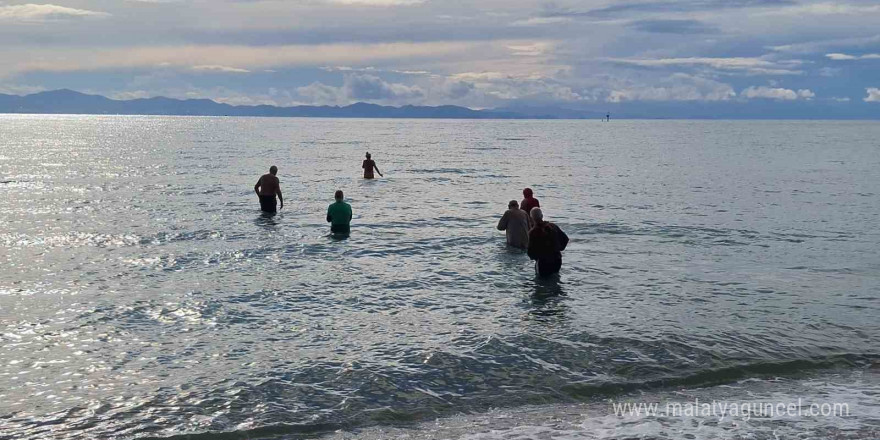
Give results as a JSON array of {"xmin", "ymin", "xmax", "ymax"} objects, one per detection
[{"xmin": 254, "ymin": 165, "xmax": 283, "ymax": 213}]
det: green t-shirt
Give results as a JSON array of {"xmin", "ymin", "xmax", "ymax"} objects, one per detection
[{"xmin": 326, "ymin": 201, "xmax": 352, "ymax": 226}]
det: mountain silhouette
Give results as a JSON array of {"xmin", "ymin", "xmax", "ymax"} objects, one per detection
[{"xmin": 0, "ymin": 89, "xmax": 541, "ymax": 119}]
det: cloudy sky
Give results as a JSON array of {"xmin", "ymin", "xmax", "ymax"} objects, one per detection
[{"xmin": 1, "ymin": 0, "xmax": 879, "ymax": 116}]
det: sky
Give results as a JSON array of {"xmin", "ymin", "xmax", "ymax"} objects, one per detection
[{"xmin": 1, "ymin": 0, "xmax": 879, "ymax": 116}]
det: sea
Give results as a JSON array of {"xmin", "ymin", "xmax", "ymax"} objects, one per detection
[{"xmin": 1, "ymin": 115, "xmax": 878, "ymax": 440}]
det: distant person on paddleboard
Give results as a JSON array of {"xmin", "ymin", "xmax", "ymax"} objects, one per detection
[
  {"xmin": 527, "ymin": 208, "xmax": 569, "ymax": 277},
  {"xmin": 520, "ymin": 188, "xmax": 540, "ymax": 213},
  {"xmin": 362, "ymin": 152, "xmax": 383, "ymax": 179},
  {"xmin": 497, "ymin": 200, "xmax": 530, "ymax": 249},
  {"xmin": 254, "ymin": 165, "xmax": 283, "ymax": 213},
  {"xmin": 327, "ymin": 190, "xmax": 353, "ymax": 235}
]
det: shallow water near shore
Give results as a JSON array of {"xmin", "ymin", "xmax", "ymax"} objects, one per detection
[{"xmin": 1, "ymin": 115, "xmax": 878, "ymax": 439}]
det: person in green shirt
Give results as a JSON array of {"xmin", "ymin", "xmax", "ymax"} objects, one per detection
[{"xmin": 326, "ymin": 190, "xmax": 352, "ymax": 235}]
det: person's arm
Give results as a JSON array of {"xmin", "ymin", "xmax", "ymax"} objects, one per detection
[
  {"xmin": 348, "ymin": 206, "xmax": 352, "ymax": 222},
  {"xmin": 374, "ymin": 163, "xmax": 383, "ymax": 177},
  {"xmin": 326, "ymin": 207, "xmax": 332, "ymax": 223},
  {"xmin": 276, "ymin": 187, "xmax": 283, "ymax": 210},
  {"xmin": 254, "ymin": 178, "xmax": 261, "ymax": 196},
  {"xmin": 526, "ymin": 232, "xmax": 538, "ymax": 260},
  {"xmin": 497, "ymin": 212, "xmax": 509, "ymax": 231},
  {"xmin": 556, "ymin": 225, "xmax": 569, "ymax": 251}
]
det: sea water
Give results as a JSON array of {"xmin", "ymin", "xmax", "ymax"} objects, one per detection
[{"xmin": 1, "ymin": 115, "xmax": 878, "ymax": 439}]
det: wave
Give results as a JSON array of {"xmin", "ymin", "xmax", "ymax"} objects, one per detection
[{"xmin": 138, "ymin": 353, "xmax": 878, "ymax": 440}]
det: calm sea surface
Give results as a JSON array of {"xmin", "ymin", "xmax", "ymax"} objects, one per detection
[{"xmin": 1, "ymin": 115, "xmax": 878, "ymax": 439}]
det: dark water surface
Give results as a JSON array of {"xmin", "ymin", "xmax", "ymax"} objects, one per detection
[{"xmin": 1, "ymin": 116, "xmax": 878, "ymax": 439}]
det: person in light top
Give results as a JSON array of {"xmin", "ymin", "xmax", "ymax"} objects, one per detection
[{"xmin": 497, "ymin": 200, "xmax": 530, "ymax": 249}]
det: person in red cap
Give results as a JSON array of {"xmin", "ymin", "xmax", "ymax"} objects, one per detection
[{"xmin": 520, "ymin": 187, "xmax": 540, "ymax": 213}]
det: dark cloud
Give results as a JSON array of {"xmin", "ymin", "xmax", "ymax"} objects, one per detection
[
  {"xmin": 442, "ymin": 80, "xmax": 474, "ymax": 99},
  {"xmin": 627, "ymin": 19, "xmax": 719, "ymax": 34}
]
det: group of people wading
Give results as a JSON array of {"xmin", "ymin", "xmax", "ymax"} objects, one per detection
[
  {"xmin": 496, "ymin": 188, "xmax": 569, "ymax": 277},
  {"xmin": 254, "ymin": 152, "xmax": 569, "ymax": 278}
]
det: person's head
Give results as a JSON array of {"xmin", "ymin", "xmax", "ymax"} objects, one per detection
[
  {"xmin": 508, "ymin": 200, "xmax": 519, "ymax": 209},
  {"xmin": 523, "ymin": 187, "xmax": 534, "ymax": 198},
  {"xmin": 269, "ymin": 165, "xmax": 278, "ymax": 175},
  {"xmin": 365, "ymin": 152, "xmax": 371, "ymax": 159},
  {"xmin": 335, "ymin": 190, "xmax": 344, "ymax": 201},
  {"xmin": 530, "ymin": 207, "xmax": 544, "ymax": 223}
]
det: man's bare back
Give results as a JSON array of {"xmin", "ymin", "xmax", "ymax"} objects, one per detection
[
  {"xmin": 254, "ymin": 166, "xmax": 283, "ymax": 212},
  {"xmin": 256, "ymin": 174, "xmax": 279, "ymax": 196}
]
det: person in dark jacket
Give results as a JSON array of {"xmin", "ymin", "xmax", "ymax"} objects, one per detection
[{"xmin": 527, "ymin": 208, "xmax": 569, "ymax": 277}]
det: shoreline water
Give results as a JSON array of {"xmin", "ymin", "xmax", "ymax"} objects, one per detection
[{"xmin": 320, "ymin": 366, "xmax": 880, "ymax": 440}]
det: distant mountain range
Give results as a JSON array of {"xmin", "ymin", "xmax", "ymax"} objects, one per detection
[
  {"xmin": 0, "ymin": 89, "xmax": 590, "ymax": 119},
  {"xmin": 3, "ymin": 89, "xmax": 875, "ymax": 119}
]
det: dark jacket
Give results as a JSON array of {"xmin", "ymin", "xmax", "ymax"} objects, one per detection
[{"xmin": 527, "ymin": 221, "xmax": 569, "ymax": 261}]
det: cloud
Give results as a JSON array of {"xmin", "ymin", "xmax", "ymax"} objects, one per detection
[
  {"xmin": 507, "ymin": 43, "xmax": 552, "ymax": 57},
  {"xmin": 320, "ymin": 66, "xmax": 432, "ymax": 75},
  {"xmin": 626, "ymin": 19, "xmax": 718, "ymax": 34},
  {"xmin": 510, "ymin": 16, "xmax": 573, "ymax": 26},
  {"xmin": 797, "ymin": 89, "xmax": 815, "ymax": 99},
  {"xmin": 866, "ymin": 88, "xmax": 880, "ymax": 102},
  {"xmin": 831, "ymin": 97, "xmax": 851, "ymax": 102},
  {"xmin": 607, "ymin": 57, "xmax": 802, "ymax": 75},
  {"xmin": 8, "ymin": 41, "xmax": 481, "ymax": 75},
  {"xmin": 769, "ymin": 35, "xmax": 880, "ymax": 54},
  {"xmin": 296, "ymin": 82, "xmax": 343, "ymax": 105},
  {"xmin": 441, "ymin": 80, "xmax": 474, "ymax": 99},
  {"xmin": 326, "ymin": 0, "xmax": 425, "ymax": 5},
  {"xmin": 741, "ymin": 86, "xmax": 814, "ymax": 100},
  {"xmin": 443, "ymin": 71, "xmax": 588, "ymax": 104},
  {"xmin": 191, "ymin": 65, "xmax": 251, "ymax": 73},
  {"xmin": 606, "ymin": 74, "xmax": 736, "ymax": 102},
  {"xmin": 558, "ymin": 0, "xmax": 795, "ymax": 19},
  {"xmin": 0, "ymin": 4, "xmax": 109, "ymax": 22},
  {"xmin": 296, "ymin": 73, "xmax": 423, "ymax": 105},
  {"xmin": 345, "ymin": 73, "xmax": 423, "ymax": 100},
  {"xmin": 825, "ymin": 53, "xmax": 880, "ymax": 61},
  {"xmin": 760, "ymin": 3, "xmax": 880, "ymax": 16},
  {"xmin": 0, "ymin": 84, "xmax": 47, "ymax": 95}
]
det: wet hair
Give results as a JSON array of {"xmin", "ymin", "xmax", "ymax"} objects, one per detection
[
  {"xmin": 523, "ymin": 188, "xmax": 533, "ymax": 197},
  {"xmin": 530, "ymin": 207, "xmax": 543, "ymax": 223},
  {"xmin": 335, "ymin": 190, "xmax": 344, "ymax": 200},
  {"xmin": 508, "ymin": 200, "xmax": 519, "ymax": 208},
  {"xmin": 269, "ymin": 165, "xmax": 278, "ymax": 174},
  {"xmin": 365, "ymin": 152, "xmax": 371, "ymax": 159}
]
